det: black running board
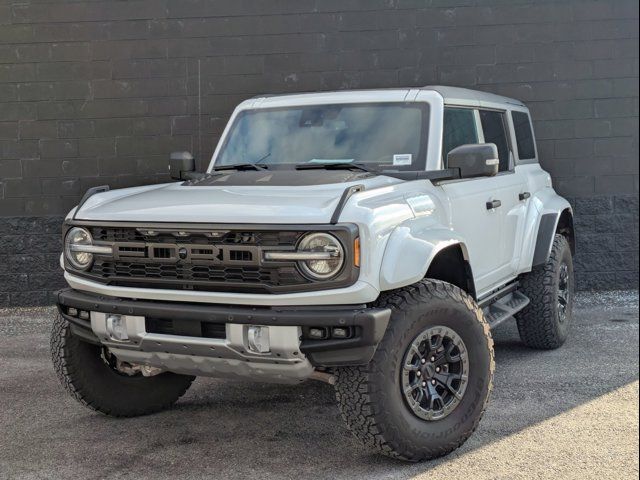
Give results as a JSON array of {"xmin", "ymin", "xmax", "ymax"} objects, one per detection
[
  {"xmin": 482, "ymin": 290, "xmax": 530, "ymax": 329},
  {"xmin": 479, "ymin": 283, "xmax": 530, "ymax": 329}
]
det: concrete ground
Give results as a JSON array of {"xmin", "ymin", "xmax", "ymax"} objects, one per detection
[{"xmin": 0, "ymin": 291, "xmax": 638, "ymax": 480}]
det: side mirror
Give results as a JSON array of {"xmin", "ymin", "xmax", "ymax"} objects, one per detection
[
  {"xmin": 169, "ymin": 151, "xmax": 196, "ymax": 180},
  {"xmin": 447, "ymin": 143, "xmax": 499, "ymax": 178}
]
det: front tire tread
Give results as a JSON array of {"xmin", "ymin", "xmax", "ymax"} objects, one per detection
[
  {"xmin": 51, "ymin": 314, "xmax": 194, "ymax": 417},
  {"xmin": 334, "ymin": 280, "xmax": 494, "ymax": 461}
]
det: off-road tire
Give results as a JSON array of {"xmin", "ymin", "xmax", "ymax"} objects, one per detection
[
  {"xmin": 51, "ymin": 313, "xmax": 194, "ymax": 417},
  {"xmin": 334, "ymin": 279, "xmax": 494, "ymax": 461},
  {"xmin": 515, "ymin": 234, "xmax": 574, "ymax": 350}
]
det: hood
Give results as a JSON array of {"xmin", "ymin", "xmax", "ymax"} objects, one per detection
[{"xmin": 74, "ymin": 171, "xmax": 403, "ymax": 224}]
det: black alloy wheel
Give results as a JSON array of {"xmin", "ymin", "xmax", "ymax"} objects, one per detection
[{"xmin": 401, "ymin": 326, "xmax": 469, "ymax": 421}]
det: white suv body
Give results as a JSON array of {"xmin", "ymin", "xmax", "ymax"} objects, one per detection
[
  {"xmin": 52, "ymin": 86, "xmax": 575, "ymax": 461},
  {"xmin": 64, "ymin": 86, "xmax": 571, "ymax": 304}
]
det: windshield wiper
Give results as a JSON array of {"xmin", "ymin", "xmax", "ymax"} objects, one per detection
[
  {"xmin": 212, "ymin": 163, "xmax": 267, "ymax": 172},
  {"xmin": 295, "ymin": 162, "xmax": 375, "ymax": 173},
  {"xmin": 255, "ymin": 152, "xmax": 271, "ymax": 164}
]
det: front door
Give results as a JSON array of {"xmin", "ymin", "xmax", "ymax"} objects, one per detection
[{"xmin": 440, "ymin": 176, "xmax": 507, "ymax": 294}]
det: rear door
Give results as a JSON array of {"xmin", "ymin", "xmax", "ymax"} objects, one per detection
[
  {"xmin": 509, "ymin": 109, "xmax": 541, "ymax": 269},
  {"xmin": 477, "ymin": 109, "xmax": 528, "ymax": 286}
]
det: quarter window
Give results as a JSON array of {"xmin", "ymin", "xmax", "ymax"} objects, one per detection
[
  {"xmin": 512, "ymin": 111, "xmax": 536, "ymax": 160},
  {"xmin": 479, "ymin": 110, "xmax": 511, "ymax": 172},
  {"xmin": 442, "ymin": 108, "xmax": 478, "ymax": 167}
]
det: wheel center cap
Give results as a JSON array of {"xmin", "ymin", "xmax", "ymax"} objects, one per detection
[{"xmin": 422, "ymin": 363, "xmax": 436, "ymax": 378}]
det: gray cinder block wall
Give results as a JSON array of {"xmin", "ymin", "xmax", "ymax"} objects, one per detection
[{"xmin": 0, "ymin": 0, "xmax": 638, "ymax": 306}]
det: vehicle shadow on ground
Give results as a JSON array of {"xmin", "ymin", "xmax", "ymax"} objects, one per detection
[{"xmin": 67, "ymin": 306, "xmax": 637, "ymax": 480}]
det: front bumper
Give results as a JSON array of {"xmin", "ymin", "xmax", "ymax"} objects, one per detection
[
  {"xmin": 56, "ymin": 288, "xmax": 391, "ymax": 381},
  {"xmin": 64, "ymin": 271, "xmax": 381, "ymax": 306}
]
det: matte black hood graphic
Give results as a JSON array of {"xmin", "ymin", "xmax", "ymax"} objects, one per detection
[{"xmin": 184, "ymin": 169, "xmax": 375, "ymax": 187}]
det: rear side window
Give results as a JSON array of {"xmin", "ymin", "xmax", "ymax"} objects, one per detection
[
  {"xmin": 512, "ymin": 111, "xmax": 536, "ymax": 160},
  {"xmin": 442, "ymin": 108, "xmax": 478, "ymax": 166},
  {"xmin": 479, "ymin": 110, "xmax": 511, "ymax": 172}
]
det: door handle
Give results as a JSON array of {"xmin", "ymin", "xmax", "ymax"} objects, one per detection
[
  {"xmin": 486, "ymin": 199, "xmax": 502, "ymax": 210},
  {"xmin": 519, "ymin": 192, "xmax": 531, "ymax": 201}
]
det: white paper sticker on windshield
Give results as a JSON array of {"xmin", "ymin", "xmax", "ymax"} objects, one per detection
[{"xmin": 393, "ymin": 154, "xmax": 412, "ymax": 166}]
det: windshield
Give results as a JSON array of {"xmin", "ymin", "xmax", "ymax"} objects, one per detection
[{"xmin": 214, "ymin": 102, "xmax": 429, "ymax": 171}]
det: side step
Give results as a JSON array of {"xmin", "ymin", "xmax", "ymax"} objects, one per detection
[{"xmin": 481, "ymin": 290, "xmax": 530, "ymax": 329}]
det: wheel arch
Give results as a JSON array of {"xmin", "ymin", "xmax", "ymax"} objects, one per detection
[
  {"xmin": 379, "ymin": 225, "xmax": 476, "ymax": 299},
  {"xmin": 556, "ymin": 208, "xmax": 575, "ymax": 254},
  {"xmin": 532, "ymin": 206, "xmax": 575, "ymax": 268},
  {"xmin": 425, "ymin": 243, "xmax": 477, "ymax": 300}
]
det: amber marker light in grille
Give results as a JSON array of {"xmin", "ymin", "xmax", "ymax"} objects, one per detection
[{"xmin": 354, "ymin": 237, "xmax": 360, "ymax": 267}]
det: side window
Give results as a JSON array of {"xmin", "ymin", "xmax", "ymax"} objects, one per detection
[
  {"xmin": 512, "ymin": 111, "xmax": 536, "ymax": 160},
  {"xmin": 442, "ymin": 107, "xmax": 478, "ymax": 166},
  {"xmin": 479, "ymin": 110, "xmax": 511, "ymax": 172}
]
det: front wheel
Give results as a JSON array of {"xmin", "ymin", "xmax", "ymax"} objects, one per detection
[
  {"xmin": 334, "ymin": 280, "xmax": 494, "ymax": 461},
  {"xmin": 51, "ymin": 314, "xmax": 194, "ymax": 417}
]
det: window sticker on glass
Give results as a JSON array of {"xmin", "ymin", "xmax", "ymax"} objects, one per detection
[{"xmin": 393, "ymin": 154, "xmax": 412, "ymax": 166}]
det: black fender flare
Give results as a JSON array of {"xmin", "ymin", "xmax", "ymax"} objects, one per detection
[{"xmin": 532, "ymin": 209, "xmax": 574, "ymax": 267}]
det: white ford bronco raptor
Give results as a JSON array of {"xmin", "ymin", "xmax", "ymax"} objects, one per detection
[{"xmin": 52, "ymin": 86, "xmax": 575, "ymax": 461}]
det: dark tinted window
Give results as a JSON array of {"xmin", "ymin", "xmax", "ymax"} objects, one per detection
[
  {"xmin": 479, "ymin": 110, "xmax": 511, "ymax": 172},
  {"xmin": 442, "ymin": 107, "xmax": 478, "ymax": 166},
  {"xmin": 512, "ymin": 111, "xmax": 536, "ymax": 160}
]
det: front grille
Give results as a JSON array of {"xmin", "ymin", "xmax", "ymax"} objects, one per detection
[
  {"xmin": 79, "ymin": 226, "xmax": 312, "ymax": 293},
  {"xmin": 67, "ymin": 224, "xmax": 357, "ymax": 294}
]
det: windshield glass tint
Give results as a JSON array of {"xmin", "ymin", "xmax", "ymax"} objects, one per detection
[{"xmin": 215, "ymin": 103, "xmax": 428, "ymax": 170}]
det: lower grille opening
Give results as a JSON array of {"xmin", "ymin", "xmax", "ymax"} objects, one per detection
[
  {"xmin": 146, "ymin": 318, "xmax": 174, "ymax": 335},
  {"xmin": 145, "ymin": 318, "xmax": 226, "ymax": 339},
  {"xmin": 201, "ymin": 323, "xmax": 226, "ymax": 339}
]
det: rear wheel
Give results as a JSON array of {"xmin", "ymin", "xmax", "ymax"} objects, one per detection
[
  {"xmin": 516, "ymin": 234, "xmax": 574, "ymax": 350},
  {"xmin": 334, "ymin": 280, "xmax": 494, "ymax": 461},
  {"xmin": 51, "ymin": 314, "xmax": 194, "ymax": 417}
]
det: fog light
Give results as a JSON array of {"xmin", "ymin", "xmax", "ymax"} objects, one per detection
[
  {"xmin": 332, "ymin": 327, "xmax": 349, "ymax": 339},
  {"xmin": 67, "ymin": 307, "xmax": 78, "ymax": 317},
  {"xmin": 106, "ymin": 314, "xmax": 129, "ymax": 341},
  {"xmin": 78, "ymin": 310, "xmax": 90, "ymax": 320},
  {"xmin": 309, "ymin": 327, "xmax": 328, "ymax": 340},
  {"xmin": 247, "ymin": 326, "xmax": 270, "ymax": 353}
]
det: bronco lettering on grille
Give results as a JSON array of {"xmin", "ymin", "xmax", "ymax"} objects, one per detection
[{"xmin": 109, "ymin": 242, "xmax": 259, "ymax": 265}]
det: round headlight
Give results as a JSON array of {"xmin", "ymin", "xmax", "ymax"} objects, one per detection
[
  {"xmin": 64, "ymin": 227, "xmax": 94, "ymax": 270},
  {"xmin": 297, "ymin": 233, "xmax": 344, "ymax": 280}
]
